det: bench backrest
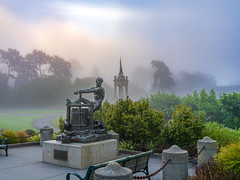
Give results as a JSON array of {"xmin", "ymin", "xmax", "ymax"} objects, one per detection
[{"xmin": 86, "ymin": 150, "xmax": 154, "ymax": 180}]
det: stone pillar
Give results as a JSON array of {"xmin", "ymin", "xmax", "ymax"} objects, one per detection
[
  {"xmin": 114, "ymin": 85, "xmax": 117, "ymax": 98},
  {"xmin": 197, "ymin": 136, "xmax": 217, "ymax": 165},
  {"xmin": 162, "ymin": 145, "xmax": 188, "ymax": 180},
  {"xmin": 119, "ymin": 85, "xmax": 123, "ymax": 99},
  {"xmin": 125, "ymin": 86, "xmax": 128, "ymax": 97},
  {"xmin": 109, "ymin": 130, "xmax": 119, "ymax": 155},
  {"xmin": 40, "ymin": 126, "xmax": 53, "ymax": 146},
  {"xmin": 94, "ymin": 161, "xmax": 132, "ymax": 180}
]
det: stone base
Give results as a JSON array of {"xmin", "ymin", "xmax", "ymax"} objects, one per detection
[{"xmin": 42, "ymin": 139, "xmax": 117, "ymax": 169}]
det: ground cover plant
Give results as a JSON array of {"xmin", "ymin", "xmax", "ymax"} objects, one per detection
[
  {"xmin": 30, "ymin": 133, "xmax": 40, "ymax": 142},
  {"xmin": 203, "ymin": 121, "xmax": 240, "ymax": 147},
  {"xmin": 16, "ymin": 131, "xmax": 30, "ymax": 143},
  {"xmin": 216, "ymin": 140, "xmax": 240, "ymax": 174},
  {"xmin": 1, "ymin": 129, "xmax": 20, "ymax": 144},
  {"xmin": 189, "ymin": 158, "xmax": 239, "ymax": 180}
]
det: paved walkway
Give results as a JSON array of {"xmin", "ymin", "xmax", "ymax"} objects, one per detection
[
  {"xmin": 33, "ymin": 113, "xmax": 63, "ymax": 132},
  {"xmin": 0, "ymin": 145, "xmax": 196, "ymax": 180}
]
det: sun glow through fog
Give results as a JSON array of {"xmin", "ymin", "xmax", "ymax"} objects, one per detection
[{"xmin": 51, "ymin": 3, "xmax": 130, "ymax": 21}]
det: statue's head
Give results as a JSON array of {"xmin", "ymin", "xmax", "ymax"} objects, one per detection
[{"xmin": 96, "ymin": 77, "xmax": 103, "ymax": 86}]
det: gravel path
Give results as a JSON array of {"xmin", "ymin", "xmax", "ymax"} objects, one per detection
[{"xmin": 33, "ymin": 113, "xmax": 64, "ymax": 132}]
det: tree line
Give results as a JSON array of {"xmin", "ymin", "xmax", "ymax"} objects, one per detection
[
  {"xmin": 0, "ymin": 48, "xmax": 104, "ymax": 108},
  {"xmin": 0, "ymin": 48, "xmax": 71, "ymax": 91},
  {"xmin": 148, "ymin": 89, "xmax": 240, "ymax": 129}
]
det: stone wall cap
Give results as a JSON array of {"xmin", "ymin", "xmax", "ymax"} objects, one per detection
[
  {"xmin": 198, "ymin": 136, "xmax": 217, "ymax": 143},
  {"xmin": 163, "ymin": 145, "xmax": 188, "ymax": 154},
  {"xmin": 95, "ymin": 161, "xmax": 132, "ymax": 177},
  {"xmin": 197, "ymin": 136, "xmax": 217, "ymax": 150},
  {"xmin": 162, "ymin": 145, "xmax": 188, "ymax": 164},
  {"xmin": 40, "ymin": 126, "xmax": 53, "ymax": 132}
]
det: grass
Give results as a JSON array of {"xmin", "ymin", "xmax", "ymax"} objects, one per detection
[
  {"xmin": 7, "ymin": 109, "xmax": 65, "ymax": 114},
  {"xmin": 0, "ymin": 109, "xmax": 65, "ymax": 131},
  {"xmin": 0, "ymin": 113, "xmax": 42, "ymax": 131}
]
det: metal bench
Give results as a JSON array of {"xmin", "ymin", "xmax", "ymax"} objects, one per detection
[
  {"xmin": 0, "ymin": 134, "xmax": 8, "ymax": 156},
  {"xmin": 66, "ymin": 150, "xmax": 154, "ymax": 180}
]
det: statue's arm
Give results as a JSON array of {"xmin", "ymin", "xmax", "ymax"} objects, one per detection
[{"xmin": 74, "ymin": 87, "xmax": 97, "ymax": 94}]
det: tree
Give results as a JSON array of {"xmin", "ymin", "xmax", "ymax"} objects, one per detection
[
  {"xmin": 220, "ymin": 92, "xmax": 240, "ymax": 129},
  {"xmin": 48, "ymin": 55, "xmax": 72, "ymax": 79},
  {"xmin": 0, "ymin": 48, "xmax": 39, "ymax": 88},
  {"xmin": 148, "ymin": 91, "xmax": 181, "ymax": 121},
  {"xmin": 25, "ymin": 50, "xmax": 50, "ymax": 79},
  {"xmin": 0, "ymin": 48, "xmax": 21, "ymax": 83},
  {"xmin": 181, "ymin": 89, "xmax": 222, "ymax": 123},
  {"xmin": 151, "ymin": 60, "xmax": 175, "ymax": 92},
  {"xmin": 14, "ymin": 59, "xmax": 38, "ymax": 88}
]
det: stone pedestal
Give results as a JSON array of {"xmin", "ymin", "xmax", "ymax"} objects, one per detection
[
  {"xmin": 162, "ymin": 145, "xmax": 188, "ymax": 180},
  {"xmin": 42, "ymin": 139, "xmax": 117, "ymax": 169},
  {"xmin": 109, "ymin": 130, "xmax": 119, "ymax": 155},
  {"xmin": 197, "ymin": 136, "xmax": 217, "ymax": 165},
  {"xmin": 94, "ymin": 161, "xmax": 132, "ymax": 180},
  {"xmin": 40, "ymin": 126, "xmax": 53, "ymax": 146}
]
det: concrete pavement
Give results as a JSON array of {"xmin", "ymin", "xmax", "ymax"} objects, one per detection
[{"xmin": 0, "ymin": 145, "xmax": 196, "ymax": 180}]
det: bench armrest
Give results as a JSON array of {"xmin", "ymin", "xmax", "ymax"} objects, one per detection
[
  {"xmin": 3, "ymin": 138, "xmax": 8, "ymax": 145},
  {"xmin": 66, "ymin": 172, "xmax": 84, "ymax": 180}
]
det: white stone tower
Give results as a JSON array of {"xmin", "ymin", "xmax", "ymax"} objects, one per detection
[{"xmin": 114, "ymin": 58, "xmax": 128, "ymax": 99}]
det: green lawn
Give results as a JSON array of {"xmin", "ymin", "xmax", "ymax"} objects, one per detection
[
  {"xmin": 0, "ymin": 113, "xmax": 42, "ymax": 131},
  {"xmin": 8, "ymin": 110, "xmax": 64, "ymax": 114},
  {"xmin": 0, "ymin": 109, "xmax": 65, "ymax": 131}
]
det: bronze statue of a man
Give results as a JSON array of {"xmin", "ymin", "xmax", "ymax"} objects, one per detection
[
  {"xmin": 61, "ymin": 77, "xmax": 109, "ymax": 143},
  {"xmin": 70, "ymin": 77, "xmax": 105, "ymax": 112}
]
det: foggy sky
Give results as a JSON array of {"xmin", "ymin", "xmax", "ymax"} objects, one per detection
[{"xmin": 0, "ymin": 0, "xmax": 240, "ymax": 89}]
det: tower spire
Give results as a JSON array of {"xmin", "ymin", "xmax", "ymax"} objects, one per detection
[
  {"xmin": 119, "ymin": 57, "xmax": 123, "ymax": 76},
  {"xmin": 114, "ymin": 57, "xmax": 129, "ymax": 100}
]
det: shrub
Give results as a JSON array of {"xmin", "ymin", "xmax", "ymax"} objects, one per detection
[
  {"xmin": 58, "ymin": 116, "xmax": 64, "ymax": 133},
  {"xmin": 166, "ymin": 104, "xmax": 205, "ymax": 147},
  {"xmin": 119, "ymin": 141, "xmax": 134, "ymax": 150},
  {"xmin": 30, "ymin": 134, "xmax": 40, "ymax": 142},
  {"xmin": 16, "ymin": 131, "xmax": 30, "ymax": 143},
  {"xmin": 1, "ymin": 129, "xmax": 20, "ymax": 144},
  {"xmin": 216, "ymin": 140, "xmax": 240, "ymax": 174},
  {"xmin": 189, "ymin": 158, "xmax": 239, "ymax": 180},
  {"xmin": 25, "ymin": 129, "xmax": 36, "ymax": 136},
  {"xmin": 53, "ymin": 132, "xmax": 57, "ymax": 140},
  {"xmin": 98, "ymin": 98, "xmax": 165, "ymax": 146},
  {"xmin": 203, "ymin": 122, "xmax": 240, "ymax": 147}
]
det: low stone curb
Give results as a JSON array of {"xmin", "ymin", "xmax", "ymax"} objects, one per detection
[
  {"xmin": 119, "ymin": 149, "xmax": 197, "ymax": 163},
  {"xmin": 7, "ymin": 144, "xmax": 197, "ymax": 164},
  {"xmin": 8, "ymin": 141, "xmax": 40, "ymax": 148},
  {"xmin": 119, "ymin": 149, "xmax": 162, "ymax": 158}
]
